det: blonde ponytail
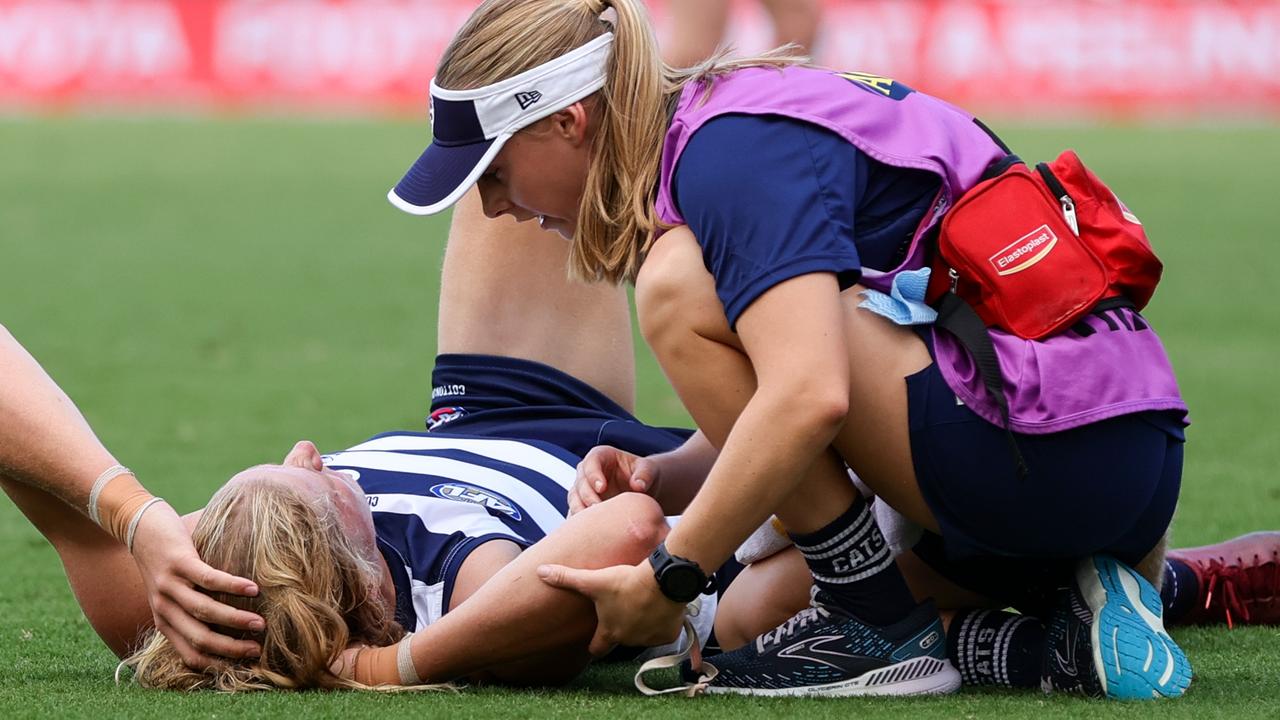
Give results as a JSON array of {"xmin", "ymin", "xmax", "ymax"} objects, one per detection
[{"xmin": 571, "ymin": 0, "xmax": 670, "ymax": 283}]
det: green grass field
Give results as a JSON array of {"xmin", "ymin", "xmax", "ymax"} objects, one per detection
[{"xmin": 0, "ymin": 117, "xmax": 1277, "ymax": 718}]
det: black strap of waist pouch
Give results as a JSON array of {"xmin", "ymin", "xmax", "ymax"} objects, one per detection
[
  {"xmin": 1090, "ymin": 297, "xmax": 1138, "ymax": 313},
  {"xmin": 930, "ymin": 147, "xmax": 1025, "ymax": 477},
  {"xmin": 930, "ymin": 148, "xmax": 1025, "ymax": 478},
  {"xmin": 934, "ymin": 292, "xmax": 1030, "ymax": 479},
  {"xmin": 933, "ymin": 294, "xmax": 1139, "ymax": 481}
]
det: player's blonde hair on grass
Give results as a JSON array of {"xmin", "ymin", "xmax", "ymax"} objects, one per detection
[
  {"xmin": 120, "ymin": 475, "xmax": 412, "ymax": 692},
  {"xmin": 436, "ymin": 0, "xmax": 807, "ymax": 284}
]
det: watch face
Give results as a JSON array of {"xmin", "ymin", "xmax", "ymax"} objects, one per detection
[{"xmin": 662, "ymin": 564, "xmax": 703, "ymax": 601}]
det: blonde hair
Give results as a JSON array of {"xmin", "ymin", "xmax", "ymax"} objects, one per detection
[
  {"xmin": 436, "ymin": 0, "xmax": 807, "ymax": 284},
  {"xmin": 121, "ymin": 475, "xmax": 406, "ymax": 692}
]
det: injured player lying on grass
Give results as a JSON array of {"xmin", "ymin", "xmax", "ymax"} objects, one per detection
[
  {"xmin": 13, "ymin": 427, "xmax": 1276, "ymax": 693},
  {"xmin": 7, "ymin": 193, "xmax": 1276, "ymax": 694}
]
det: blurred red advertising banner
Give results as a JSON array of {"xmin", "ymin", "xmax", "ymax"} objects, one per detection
[{"xmin": 0, "ymin": 0, "xmax": 1277, "ymax": 117}]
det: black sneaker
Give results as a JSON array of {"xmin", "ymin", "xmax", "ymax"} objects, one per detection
[
  {"xmin": 682, "ymin": 593, "xmax": 959, "ymax": 697},
  {"xmin": 1042, "ymin": 555, "xmax": 1192, "ymax": 700},
  {"xmin": 1041, "ymin": 582, "xmax": 1105, "ymax": 698}
]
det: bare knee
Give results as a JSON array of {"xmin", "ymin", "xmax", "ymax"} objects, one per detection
[{"xmin": 596, "ymin": 493, "xmax": 668, "ymax": 561}]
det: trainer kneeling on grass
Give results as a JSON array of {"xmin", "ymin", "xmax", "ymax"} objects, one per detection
[{"xmin": 388, "ymin": 0, "xmax": 1194, "ymax": 699}]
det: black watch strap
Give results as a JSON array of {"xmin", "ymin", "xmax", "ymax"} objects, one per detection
[{"xmin": 649, "ymin": 542, "xmax": 714, "ymax": 603}]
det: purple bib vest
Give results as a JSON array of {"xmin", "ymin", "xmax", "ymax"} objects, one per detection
[{"xmin": 654, "ymin": 66, "xmax": 1188, "ymax": 433}]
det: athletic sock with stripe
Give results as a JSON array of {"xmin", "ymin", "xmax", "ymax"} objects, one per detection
[
  {"xmin": 1160, "ymin": 557, "xmax": 1201, "ymax": 624},
  {"xmin": 946, "ymin": 609, "xmax": 1045, "ymax": 689},
  {"xmin": 789, "ymin": 494, "xmax": 917, "ymax": 626}
]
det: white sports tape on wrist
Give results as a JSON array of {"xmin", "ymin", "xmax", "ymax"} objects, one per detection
[
  {"xmin": 87, "ymin": 464, "xmax": 132, "ymax": 525},
  {"xmin": 397, "ymin": 633, "xmax": 420, "ymax": 685},
  {"xmin": 125, "ymin": 497, "xmax": 166, "ymax": 553}
]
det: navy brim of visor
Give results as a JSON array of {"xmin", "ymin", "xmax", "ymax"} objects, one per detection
[{"xmin": 388, "ymin": 137, "xmax": 499, "ymax": 216}]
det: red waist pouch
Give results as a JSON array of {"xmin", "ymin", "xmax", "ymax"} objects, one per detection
[{"xmin": 926, "ymin": 151, "xmax": 1161, "ymax": 340}]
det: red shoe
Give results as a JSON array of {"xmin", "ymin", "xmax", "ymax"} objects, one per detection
[{"xmin": 1166, "ymin": 532, "xmax": 1280, "ymax": 628}]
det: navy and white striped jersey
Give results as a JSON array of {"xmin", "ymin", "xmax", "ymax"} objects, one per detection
[{"xmin": 322, "ymin": 430, "xmax": 581, "ymax": 631}]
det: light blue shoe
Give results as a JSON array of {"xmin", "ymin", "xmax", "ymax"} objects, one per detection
[{"xmin": 1077, "ymin": 555, "xmax": 1193, "ymax": 700}]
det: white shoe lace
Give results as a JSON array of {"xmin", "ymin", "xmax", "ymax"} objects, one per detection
[{"xmin": 757, "ymin": 602, "xmax": 832, "ymax": 650}]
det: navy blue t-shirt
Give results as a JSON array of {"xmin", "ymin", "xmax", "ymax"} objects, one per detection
[{"xmin": 672, "ymin": 114, "xmax": 941, "ymax": 328}]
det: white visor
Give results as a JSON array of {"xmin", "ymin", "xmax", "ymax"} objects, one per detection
[{"xmin": 389, "ymin": 33, "xmax": 614, "ymax": 216}]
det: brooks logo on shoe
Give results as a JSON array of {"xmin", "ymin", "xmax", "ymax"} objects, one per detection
[
  {"xmin": 514, "ymin": 90, "xmax": 543, "ymax": 109},
  {"xmin": 1053, "ymin": 642, "xmax": 1079, "ymax": 678},
  {"xmin": 776, "ymin": 636, "xmax": 857, "ymax": 670}
]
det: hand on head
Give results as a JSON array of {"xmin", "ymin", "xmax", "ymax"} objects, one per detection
[
  {"xmin": 127, "ymin": 453, "xmax": 401, "ymax": 690},
  {"xmin": 135, "ymin": 439, "xmax": 341, "ymax": 670},
  {"xmin": 129, "ymin": 504, "xmax": 264, "ymax": 670}
]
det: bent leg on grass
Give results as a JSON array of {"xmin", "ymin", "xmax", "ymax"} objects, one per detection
[{"xmin": 439, "ymin": 191, "xmax": 637, "ymax": 412}]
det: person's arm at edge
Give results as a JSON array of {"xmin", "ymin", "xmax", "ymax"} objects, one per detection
[{"xmin": 0, "ymin": 323, "xmax": 263, "ymax": 667}]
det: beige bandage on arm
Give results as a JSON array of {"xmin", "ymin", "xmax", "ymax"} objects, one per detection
[
  {"xmin": 352, "ymin": 633, "xmax": 420, "ymax": 687},
  {"xmin": 87, "ymin": 464, "xmax": 166, "ymax": 551}
]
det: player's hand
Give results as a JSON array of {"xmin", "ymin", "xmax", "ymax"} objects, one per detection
[
  {"xmin": 129, "ymin": 501, "xmax": 264, "ymax": 670},
  {"xmin": 569, "ymin": 446, "xmax": 661, "ymax": 515},
  {"xmin": 537, "ymin": 560, "xmax": 684, "ymax": 656},
  {"xmin": 330, "ymin": 645, "xmax": 362, "ymax": 681}
]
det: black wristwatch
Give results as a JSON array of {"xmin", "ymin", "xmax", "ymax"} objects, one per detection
[{"xmin": 649, "ymin": 542, "xmax": 714, "ymax": 603}]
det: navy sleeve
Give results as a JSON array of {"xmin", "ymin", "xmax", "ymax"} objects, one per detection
[{"xmin": 672, "ymin": 114, "xmax": 865, "ymax": 329}]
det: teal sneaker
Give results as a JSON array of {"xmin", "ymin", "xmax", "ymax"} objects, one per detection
[{"xmin": 1044, "ymin": 555, "xmax": 1192, "ymax": 700}]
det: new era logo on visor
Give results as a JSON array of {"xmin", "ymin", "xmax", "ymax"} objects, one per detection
[{"xmin": 514, "ymin": 90, "xmax": 543, "ymax": 110}]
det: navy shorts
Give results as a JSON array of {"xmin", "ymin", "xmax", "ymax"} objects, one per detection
[
  {"xmin": 427, "ymin": 353, "xmax": 691, "ymax": 460},
  {"xmin": 905, "ymin": 339, "xmax": 1185, "ymax": 614}
]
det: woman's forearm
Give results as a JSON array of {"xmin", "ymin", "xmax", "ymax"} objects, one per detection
[
  {"xmin": 649, "ymin": 430, "xmax": 718, "ymax": 514},
  {"xmin": 0, "ymin": 324, "xmax": 119, "ymax": 507},
  {"xmin": 0, "ymin": 324, "xmax": 265, "ymax": 665},
  {"xmin": 654, "ymin": 274, "xmax": 853, "ymax": 573},
  {"xmin": 661, "ymin": 387, "xmax": 845, "ymax": 574}
]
